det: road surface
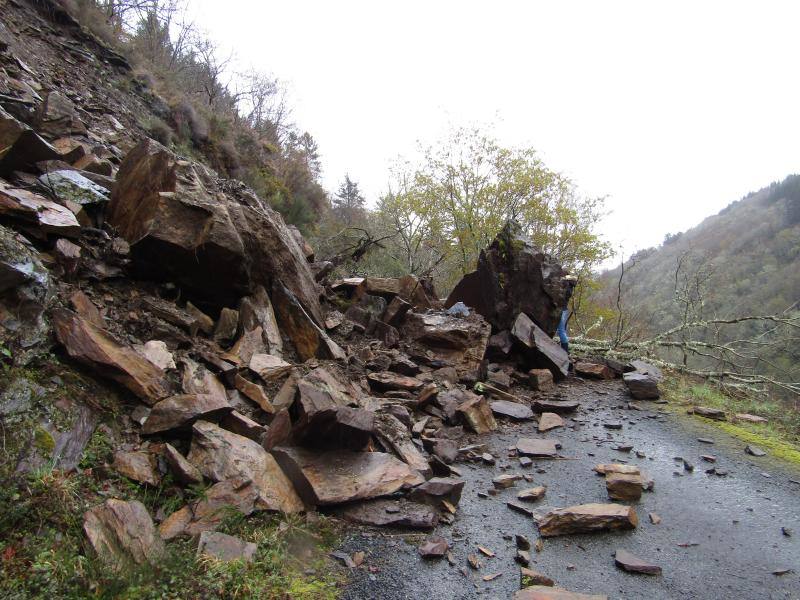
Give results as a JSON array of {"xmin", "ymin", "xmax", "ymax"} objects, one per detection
[{"xmin": 338, "ymin": 377, "xmax": 800, "ymax": 599}]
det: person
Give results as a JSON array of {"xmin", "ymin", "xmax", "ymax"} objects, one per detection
[{"xmin": 556, "ymin": 275, "xmax": 577, "ymax": 353}]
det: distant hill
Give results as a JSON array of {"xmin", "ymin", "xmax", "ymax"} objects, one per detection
[{"xmin": 591, "ymin": 174, "xmax": 800, "ymax": 384}]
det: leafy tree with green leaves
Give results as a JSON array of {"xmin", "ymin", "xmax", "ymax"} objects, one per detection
[{"xmin": 377, "ymin": 126, "xmax": 611, "ymax": 291}]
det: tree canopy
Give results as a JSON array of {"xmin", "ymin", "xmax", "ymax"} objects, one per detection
[{"xmin": 371, "ymin": 127, "xmax": 610, "ymax": 291}]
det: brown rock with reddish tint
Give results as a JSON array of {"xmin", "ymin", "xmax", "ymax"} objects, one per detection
[
  {"xmin": 186, "ymin": 302, "xmax": 215, "ymax": 335},
  {"xmin": 108, "ymin": 139, "xmax": 323, "ymax": 321},
  {"xmin": 528, "ymin": 369, "xmax": 554, "ymax": 392},
  {"xmin": 188, "ymin": 421, "xmax": 303, "ymax": 513},
  {"xmin": 605, "ymin": 472, "xmax": 643, "ymax": 501},
  {"xmin": 334, "ymin": 499, "xmax": 438, "ymax": 529},
  {"xmin": 213, "ymin": 307, "xmax": 239, "ymax": 343},
  {"xmin": 456, "ymin": 392, "xmax": 497, "ymax": 434},
  {"xmin": 518, "ymin": 486, "xmax": 547, "ymax": 502},
  {"xmin": 515, "ymin": 586, "xmax": 607, "ymax": 600},
  {"xmin": 238, "ymin": 285, "xmax": 283, "ymax": 357},
  {"xmin": 623, "ymin": 372, "xmax": 660, "ymax": 400},
  {"xmin": 159, "ymin": 478, "xmax": 259, "ymax": 539},
  {"xmin": 53, "ymin": 309, "xmax": 169, "ymax": 404},
  {"xmin": 83, "ymin": 499, "xmax": 164, "ymax": 569},
  {"xmin": 512, "ymin": 313, "xmax": 569, "ymax": 379},
  {"xmin": 401, "ymin": 311, "xmax": 491, "ymax": 379},
  {"xmin": 248, "ymin": 353, "xmax": 293, "ymax": 382},
  {"xmin": 538, "ymin": 412, "xmax": 564, "ymax": 432},
  {"xmin": 162, "ymin": 443, "xmax": 203, "ymax": 485},
  {"xmin": 34, "ymin": 91, "xmax": 87, "ymax": 138},
  {"xmin": 182, "ymin": 358, "xmax": 228, "ymax": 404},
  {"xmin": 262, "ymin": 408, "xmax": 292, "ymax": 450},
  {"xmin": 517, "ymin": 438, "xmax": 559, "ymax": 458},
  {"xmin": 292, "ymin": 368, "xmax": 373, "ymax": 449},
  {"xmin": 374, "ymin": 412, "xmax": 432, "ymax": 477},
  {"xmin": 219, "ymin": 410, "xmax": 267, "ymax": 442},
  {"xmin": 271, "ymin": 446, "xmax": 425, "ymax": 506},
  {"xmin": 690, "ymin": 406, "xmax": 726, "ymax": 420},
  {"xmin": 0, "ymin": 181, "xmax": 81, "ymax": 237},
  {"xmin": 537, "ymin": 503, "xmax": 638, "ymax": 537},
  {"xmin": 593, "ymin": 464, "xmax": 640, "ymax": 476},
  {"xmin": 142, "ymin": 394, "xmax": 231, "ymax": 434},
  {"xmin": 418, "ymin": 535, "xmax": 449, "ymax": 558},
  {"xmin": 575, "ymin": 362, "xmax": 614, "ymax": 380},
  {"xmin": 734, "ymin": 413, "xmax": 768, "ymax": 424},
  {"xmin": 233, "ymin": 374, "xmax": 274, "ymax": 413},
  {"xmin": 367, "ymin": 371, "xmax": 424, "ymax": 392},
  {"xmin": 409, "ymin": 477, "xmax": 466, "ymax": 506},
  {"xmin": 113, "ymin": 451, "xmax": 160, "ymax": 486},
  {"xmin": 69, "ymin": 290, "xmax": 103, "ymax": 327},
  {"xmin": 383, "ymin": 295, "xmax": 412, "ymax": 325},
  {"xmin": 272, "ymin": 281, "xmax": 345, "ymax": 361},
  {"xmin": 614, "ymin": 549, "xmax": 662, "ymax": 575},
  {"xmin": 520, "ymin": 567, "xmax": 555, "ymax": 587}
]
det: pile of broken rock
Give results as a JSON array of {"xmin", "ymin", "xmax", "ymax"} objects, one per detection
[{"xmin": 1, "ymin": 40, "xmax": 663, "ymax": 585}]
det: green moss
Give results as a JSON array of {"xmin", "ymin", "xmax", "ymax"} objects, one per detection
[
  {"xmin": 662, "ymin": 374, "xmax": 800, "ymax": 467},
  {"xmin": 33, "ymin": 427, "xmax": 55, "ymax": 454},
  {"xmin": 714, "ymin": 422, "xmax": 800, "ymax": 465}
]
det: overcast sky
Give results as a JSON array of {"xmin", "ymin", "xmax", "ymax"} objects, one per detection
[{"xmin": 188, "ymin": 0, "xmax": 799, "ymax": 262}]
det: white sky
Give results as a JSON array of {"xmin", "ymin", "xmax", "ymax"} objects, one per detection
[{"xmin": 188, "ymin": 0, "xmax": 799, "ymax": 262}]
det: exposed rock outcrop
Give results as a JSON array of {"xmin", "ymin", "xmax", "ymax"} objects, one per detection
[
  {"xmin": 446, "ymin": 222, "xmax": 568, "ymax": 336},
  {"xmin": 107, "ymin": 139, "xmax": 323, "ymax": 321}
]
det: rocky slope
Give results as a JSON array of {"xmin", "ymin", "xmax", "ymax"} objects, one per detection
[{"xmin": 2, "ymin": 3, "xmax": 646, "ymax": 597}]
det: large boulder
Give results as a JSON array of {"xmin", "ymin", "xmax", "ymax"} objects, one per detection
[
  {"xmin": 188, "ymin": 420, "xmax": 304, "ymax": 513},
  {"xmin": 272, "ymin": 446, "xmax": 425, "ymax": 506},
  {"xmin": 446, "ymin": 222, "xmax": 568, "ymax": 336},
  {"xmin": 401, "ymin": 311, "xmax": 491, "ymax": 380},
  {"xmin": 291, "ymin": 367, "xmax": 373, "ymax": 449},
  {"xmin": 512, "ymin": 313, "xmax": 569, "ymax": 379},
  {"xmin": 271, "ymin": 281, "xmax": 344, "ymax": 361},
  {"xmin": 536, "ymin": 503, "xmax": 638, "ymax": 537},
  {"xmin": 107, "ymin": 139, "xmax": 323, "ymax": 323}
]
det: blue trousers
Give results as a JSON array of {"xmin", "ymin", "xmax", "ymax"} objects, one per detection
[{"xmin": 556, "ymin": 309, "xmax": 569, "ymax": 350}]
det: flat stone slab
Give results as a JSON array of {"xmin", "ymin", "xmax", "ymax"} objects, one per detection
[
  {"xmin": 531, "ymin": 399, "xmax": 580, "ymax": 414},
  {"xmin": 517, "ymin": 438, "xmax": 559, "ymax": 458},
  {"xmin": 334, "ymin": 499, "xmax": 438, "ymax": 529},
  {"xmin": 515, "ymin": 586, "xmax": 608, "ymax": 599},
  {"xmin": 538, "ymin": 412, "xmax": 564, "ymax": 432},
  {"xmin": 491, "ymin": 400, "xmax": 534, "ymax": 420},
  {"xmin": 272, "ymin": 446, "xmax": 425, "ymax": 506},
  {"xmin": 614, "ymin": 549, "xmax": 662, "ymax": 575},
  {"xmin": 536, "ymin": 503, "xmax": 638, "ymax": 537},
  {"xmin": 690, "ymin": 406, "xmax": 726, "ymax": 420}
]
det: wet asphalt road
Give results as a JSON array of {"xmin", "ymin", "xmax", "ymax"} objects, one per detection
[{"xmin": 337, "ymin": 378, "xmax": 800, "ymax": 600}]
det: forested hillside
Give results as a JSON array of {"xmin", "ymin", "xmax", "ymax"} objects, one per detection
[{"xmin": 588, "ymin": 174, "xmax": 800, "ymax": 394}]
